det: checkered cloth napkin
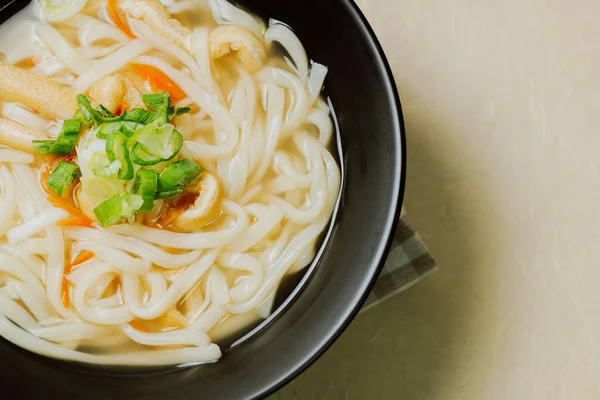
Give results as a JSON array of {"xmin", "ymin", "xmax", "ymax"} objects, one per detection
[{"xmin": 361, "ymin": 216, "xmax": 437, "ymax": 312}]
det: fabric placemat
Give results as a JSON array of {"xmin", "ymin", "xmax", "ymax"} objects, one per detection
[{"xmin": 361, "ymin": 217, "xmax": 437, "ymax": 312}]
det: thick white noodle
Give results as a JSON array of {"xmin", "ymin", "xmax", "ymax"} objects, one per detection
[
  {"xmin": 191, "ymin": 27, "xmax": 224, "ymax": 103},
  {"xmin": 121, "ymin": 250, "xmax": 219, "ymax": 319},
  {"xmin": 72, "ymin": 240, "xmax": 152, "ymax": 274},
  {"xmin": 73, "ymin": 262, "xmax": 131, "ymax": 324},
  {"xmin": 72, "ymin": 39, "xmax": 150, "ymax": 92},
  {"xmin": 109, "ymin": 200, "xmax": 249, "ymax": 249},
  {"xmin": 220, "ymin": 66, "xmax": 256, "ymax": 198},
  {"xmin": 0, "ymin": 167, "xmax": 17, "ymax": 235},
  {"xmin": 265, "ymin": 22, "xmax": 308, "ymax": 84},
  {"xmin": 1, "ymin": 103, "xmax": 48, "ymax": 133},
  {"xmin": 77, "ymin": 43, "xmax": 123, "ymax": 60},
  {"xmin": 257, "ymin": 67, "xmax": 311, "ymax": 130},
  {"xmin": 66, "ymin": 228, "xmax": 202, "ymax": 268},
  {"xmin": 129, "ymin": 20, "xmax": 200, "ymax": 79},
  {"xmin": 36, "ymin": 23, "xmax": 89, "ymax": 75},
  {"xmin": 7, "ymin": 208, "xmax": 69, "ymax": 245},
  {"xmin": 308, "ymin": 62, "xmax": 328, "ymax": 100},
  {"xmin": 209, "ymin": 0, "xmax": 264, "ymax": 38},
  {"xmin": 249, "ymin": 83, "xmax": 284, "ymax": 185},
  {"xmin": 78, "ymin": 17, "xmax": 129, "ymax": 47},
  {"xmin": 308, "ymin": 107, "xmax": 333, "ymax": 145}
]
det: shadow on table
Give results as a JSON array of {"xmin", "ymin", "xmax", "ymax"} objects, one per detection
[{"xmin": 270, "ymin": 86, "xmax": 491, "ymax": 399}]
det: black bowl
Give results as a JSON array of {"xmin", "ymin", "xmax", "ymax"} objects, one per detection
[{"xmin": 0, "ymin": 0, "xmax": 405, "ymax": 398}]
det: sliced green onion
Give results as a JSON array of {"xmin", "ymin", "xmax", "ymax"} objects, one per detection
[
  {"xmin": 135, "ymin": 123, "xmax": 183, "ymax": 161},
  {"xmin": 96, "ymin": 105, "xmax": 117, "ymax": 119},
  {"xmin": 157, "ymin": 159, "xmax": 203, "ymax": 193},
  {"xmin": 106, "ymin": 132, "xmax": 134, "ymax": 180},
  {"xmin": 72, "ymin": 109, "xmax": 88, "ymax": 124},
  {"xmin": 130, "ymin": 143, "xmax": 163, "ymax": 166},
  {"xmin": 124, "ymin": 108, "xmax": 159, "ymax": 125},
  {"xmin": 31, "ymin": 141, "xmax": 72, "ymax": 155},
  {"xmin": 32, "ymin": 118, "xmax": 82, "ymax": 155},
  {"xmin": 77, "ymin": 95, "xmax": 127, "ymax": 125},
  {"xmin": 93, "ymin": 192, "xmax": 143, "ymax": 227},
  {"xmin": 97, "ymin": 121, "xmax": 143, "ymax": 139},
  {"xmin": 119, "ymin": 121, "xmax": 143, "ymax": 136},
  {"xmin": 93, "ymin": 160, "xmax": 122, "ymax": 177},
  {"xmin": 62, "ymin": 119, "xmax": 82, "ymax": 135},
  {"xmin": 97, "ymin": 108, "xmax": 126, "ymax": 123},
  {"xmin": 142, "ymin": 92, "xmax": 170, "ymax": 112},
  {"xmin": 133, "ymin": 169, "xmax": 157, "ymax": 212},
  {"xmin": 155, "ymin": 188, "xmax": 183, "ymax": 200},
  {"xmin": 47, "ymin": 161, "xmax": 81, "ymax": 196},
  {"xmin": 168, "ymin": 106, "xmax": 191, "ymax": 121},
  {"xmin": 76, "ymin": 94, "xmax": 102, "ymax": 125}
]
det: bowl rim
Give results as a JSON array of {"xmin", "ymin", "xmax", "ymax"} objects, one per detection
[{"xmin": 256, "ymin": 1, "xmax": 407, "ymax": 397}]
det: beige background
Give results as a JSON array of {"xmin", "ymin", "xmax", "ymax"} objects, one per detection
[{"xmin": 271, "ymin": 0, "xmax": 600, "ymax": 399}]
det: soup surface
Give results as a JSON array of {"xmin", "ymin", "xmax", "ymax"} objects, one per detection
[{"xmin": 0, "ymin": 0, "xmax": 340, "ymax": 365}]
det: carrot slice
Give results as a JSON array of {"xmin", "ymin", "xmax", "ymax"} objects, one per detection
[
  {"xmin": 15, "ymin": 58, "xmax": 36, "ymax": 69},
  {"xmin": 61, "ymin": 252, "xmax": 95, "ymax": 309},
  {"xmin": 61, "ymin": 280, "xmax": 70, "ymax": 309},
  {"xmin": 130, "ymin": 63, "xmax": 187, "ymax": 102},
  {"xmin": 108, "ymin": 0, "xmax": 136, "ymax": 39},
  {"xmin": 71, "ymin": 251, "xmax": 95, "ymax": 267},
  {"xmin": 57, "ymin": 219, "xmax": 94, "ymax": 228}
]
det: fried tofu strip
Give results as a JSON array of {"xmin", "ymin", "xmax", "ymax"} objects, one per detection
[
  {"xmin": 0, "ymin": 63, "xmax": 78, "ymax": 120},
  {"xmin": 210, "ymin": 25, "xmax": 266, "ymax": 72},
  {"xmin": 0, "ymin": 118, "xmax": 48, "ymax": 154},
  {"xmin": 88, "ymin": 74, "xmax": 145, "ymax": 112}
]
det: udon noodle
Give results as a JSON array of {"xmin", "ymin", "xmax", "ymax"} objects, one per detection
[{"xmin": 0, "ymin": 0, "xmax": 340, "ymax": 365}]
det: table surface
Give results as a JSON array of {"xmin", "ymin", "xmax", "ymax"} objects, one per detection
[{"xmin": 271, "ymin": 0, "xmax": 600, "ymax": 398}]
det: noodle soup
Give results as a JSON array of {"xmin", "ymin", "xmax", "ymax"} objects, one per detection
[{"xmin": 0, "ymin": 0, "xmax": 340, "ymax": 366}]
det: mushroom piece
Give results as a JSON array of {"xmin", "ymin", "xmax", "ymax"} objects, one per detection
[
  {"xmin": 171, "ymin": 172, "xmax": 222, "ymax": 232},
  {"xmin": 0, "ymin": 118, "xmax": 50, "ymax": 154},
  {"xmin": 0, "ymin": 63, "xmax": 78, "ymax": 120},
  {"xmin": 209, "ymin": 25, "xmax": 266, "ymax": 72},
  {"xmin": 119, "ymin": 0, "xmax": 191, "ymax": 52}
]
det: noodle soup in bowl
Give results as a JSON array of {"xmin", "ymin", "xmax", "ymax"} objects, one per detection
[{"xmin": 0, "ymin": 0, "xmax": 404, "ymax": 398}]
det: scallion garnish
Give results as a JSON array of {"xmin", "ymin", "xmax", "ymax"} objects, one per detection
[
  {"xmin": 47, "ymin": 161, "xmax": 81, "ymax": 196},
  {"xmin": 134, "ymin": 123, "xmax": 183, "ymax": 162},
  {"xmin": 124, "ymin": 108, "xmax": 159, "ymax": 125},
  {"xmin": 93, "ymin": 159, "xmax": 122, "ymax": 177},
  {"xmin": 133, "ymin": 169, "xmax": 158, "ymax": 212},
  {"xmin": 33, "ymin": 91, "xmax": 199, "ymax": 225},
  {"xmin": 32, "ymin": 118, "xmax": 82, "ymax": 155},
  {"xmin": 168, "ymin": 106, "xmax": 191, "ymax": 121},
  {"xmin": 106, "ymin": 132, "xmax": 134, "ymax": 180},
  {"xmin": 156, "ymin": 159, "xmax": 203, "ymax": 198},
  {"xmin": 130, "ymin": 143, "xmax": 163, "ymax": 166},
  {"xmin": 142, "ymin": 92, "xmax": 171, "ymax": 112},
  {"xmin": 97, "ymin": 121, "xmax": 143, "ymax": 139},
  {"xmin": 76, "ymin": 94, "xmax": 102, "ymax": 125},
  {"xmin": 93, "ymin": 192, "xmax": 144, "ymax": 227}
]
